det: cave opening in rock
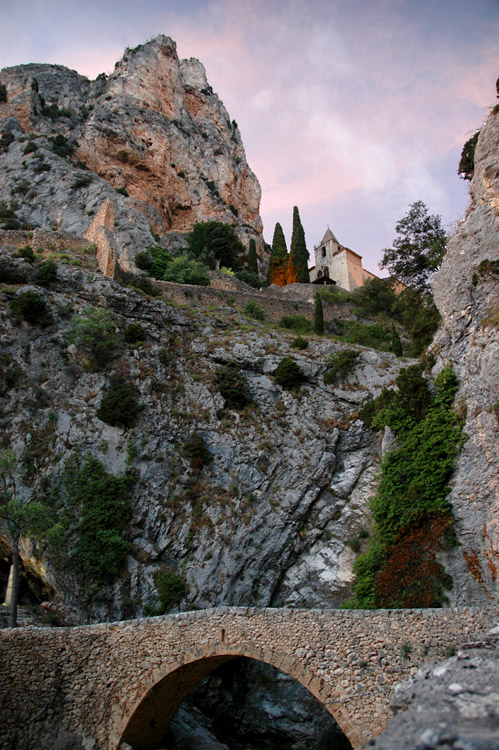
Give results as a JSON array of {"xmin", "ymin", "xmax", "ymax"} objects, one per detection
[{"xmin": 120, "ymin": 655, "xmax": 353, "ymax": 750}]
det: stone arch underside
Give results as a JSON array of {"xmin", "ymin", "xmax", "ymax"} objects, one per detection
[{"xmin": 116, "ymin": 645, "xmax": 357, "ymax": 750}]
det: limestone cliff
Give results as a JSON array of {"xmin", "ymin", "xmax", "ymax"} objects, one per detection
[
  {"xmin": 432, "ymin": 106, "xmax": 499, "ymax": 605},
  {"xmin": 0, "ymin": 36, "xmax": 264, "ymax": 267},
  {"xmin": 0, "ymin": 247, "xmax": 409, "ymax": 622}
]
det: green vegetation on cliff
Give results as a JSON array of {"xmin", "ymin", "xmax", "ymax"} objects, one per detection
[{"xmin": 347, "ymin": 365, "xmax": 465, "ymax": 609}]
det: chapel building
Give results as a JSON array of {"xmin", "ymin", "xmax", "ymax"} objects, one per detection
[{"xmin": 309, "ymin": 228, "xmax": 376, "ymax": 292}]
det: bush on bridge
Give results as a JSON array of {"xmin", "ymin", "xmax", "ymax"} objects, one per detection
[{"xmin": 348, "ymin": 365, "xmax": 464, "ymax": 609}]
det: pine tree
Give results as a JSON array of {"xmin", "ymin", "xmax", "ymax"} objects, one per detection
[
  {"xmin": 288, "ymin": 206, "xmax": 309, "ymax": 283},
  {"xmin": 247, "ymin": 239, "xmax": 258, "ymax": 276},
  {"xmin": 314, "ymin": 293, "xmax": 324, "ymax": 334},
  {"xmin": 268, "ymin": 223, "xmax": 289, "ymax": 286}
]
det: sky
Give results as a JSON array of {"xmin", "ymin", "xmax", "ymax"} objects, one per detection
[{"xmin": 0, "ymin": 0, "xmax": 498, "ymax": 274}]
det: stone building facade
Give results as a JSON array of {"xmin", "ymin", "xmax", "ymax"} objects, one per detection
[{"xmin": 309, "ymin": 228, "xmax": 376, "ymax": 291}]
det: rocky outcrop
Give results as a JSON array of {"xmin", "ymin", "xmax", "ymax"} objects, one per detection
[
  {"xmin": 364, "ymin": 621, "xmax": 499, "ymax": 749},
  {"xmin": 0, "ymin": 36, "xmax": 264, "ymax": 268},
  {"xmin": 432, "ymin": 107, "xmax": 499, "ymax": 606}
]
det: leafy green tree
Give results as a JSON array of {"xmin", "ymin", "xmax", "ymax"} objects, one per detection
[
  {"xmin": 247, "ymin": 238, "xmax": 258, "ymax": 276},
  {"xmin": 0, "ymin": 451, "xmax": 55, "ymax": 627},
  {"xmin": 458, "ymin": 130, "xmax": 480, "ymax": 181},
  {"xmin": 314, "ymin": 293, "xmax": 324, "ymax": 334},
  {"xmin": 188, "ymin": 221, "xmax": 245, "ymax": 271},
  {"xmin": 380, "ymin": 201, "xmax": 446, "ymax": 295},
  {"xmin": 268, "ymin": 222, "xmax": 289, "ymax": 286},
  {"xmin": 288, "ymin": 206, "xmax": 310, "ymax": 283},
  {"xmin": 350, "ymin": 277, "xmax": 397, "ymax": 317}
]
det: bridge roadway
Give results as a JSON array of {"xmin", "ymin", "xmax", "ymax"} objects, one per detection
[{"xmin": 0, "ymin": 606, "xmax": 496, "ymax": 750}]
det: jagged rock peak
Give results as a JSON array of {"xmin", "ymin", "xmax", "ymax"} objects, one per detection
[{"xmin": 0, "ymin": 35, "xmax": 264, "ymax": 261}]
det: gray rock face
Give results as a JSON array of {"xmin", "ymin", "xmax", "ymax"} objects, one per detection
[
  {"xmin": 0, "ymin": 249, "xmax": 407, "ymax": 621},
  {"xmin": 364, "ymin": 623, "xmax": 499, "ymax": 750},
  {"xmin": 0, "ymin": 35, "xmax": 264, "ymax": 263},
  {"xmin": 432, "ymin": 108, "xmax": 499, "ymax": 606}
]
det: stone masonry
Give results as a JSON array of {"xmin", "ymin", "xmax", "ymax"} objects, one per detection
[{"xmin": 0, "ymin": 606, "xmax": 496, "ymax": 750}]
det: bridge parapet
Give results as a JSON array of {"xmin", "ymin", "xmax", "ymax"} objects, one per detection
[{"xmin": 0, "ymin": 606, "xmax": 496, "ymax": 750}]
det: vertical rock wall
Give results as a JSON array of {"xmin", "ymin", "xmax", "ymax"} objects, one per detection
[{"xmin": 432, "ymin": 107, "xmax": 499, "ymax": 604}]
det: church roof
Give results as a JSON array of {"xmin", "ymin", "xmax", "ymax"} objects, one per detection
[{"xmin": 320, "ymin": 227, "xmax": 340, "ymax": 245}]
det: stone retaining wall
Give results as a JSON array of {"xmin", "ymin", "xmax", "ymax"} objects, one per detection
[
  {"xmin": 0, "ymin": 606, "xmax": 496, "ymax": 750},
  {"xmin": 0, "ymin": 228, "xmax": 91, "ymax": 253}
]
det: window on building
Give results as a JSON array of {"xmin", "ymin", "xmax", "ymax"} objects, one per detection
[{"xmin": 321, "ymin": 247, "xmax": 326, "ymax": 257}]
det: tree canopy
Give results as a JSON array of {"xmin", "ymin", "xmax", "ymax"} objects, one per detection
[
  {"xmin": 380, "ymin": 201, "xmax": 446, "ymax": 295},
  {"xmin": 188, "ymin": 221, "xmax": 245, "ymax": 271}
]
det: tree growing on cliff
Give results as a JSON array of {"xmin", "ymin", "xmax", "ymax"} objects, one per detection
[
  {"xmin": 287, "ymin": 206, "xmax": 310, "ymax": 284},
  {"xmin": 458, "ymin": 130, "xmax": 480, "ymax": 181},
  {"xmin": 188, "ymin": 221, "xmax": 245, "ymax": 271},
  {"xmin": 268, "ymin": 222, "xmax": 289, "ymax": 286},
  {"xmin": 380, "ymin": 201, "xmax": 446, "ymax": 296},
  {"xmin": 0, "ymin": 451, "xmax": 55, "ymax": 627}
]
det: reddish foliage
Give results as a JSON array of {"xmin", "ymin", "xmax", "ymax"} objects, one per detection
[{"xmin": 376, "ymin": 514, "xmax": 452, "ymax": 608}]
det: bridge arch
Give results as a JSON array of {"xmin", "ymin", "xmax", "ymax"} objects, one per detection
[{"xmin": 112, "ymin": 642, "xmax": 357, "ymax": 750}]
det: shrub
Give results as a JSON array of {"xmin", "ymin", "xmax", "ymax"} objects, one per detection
[
  {"xmin": 10, "ymin": 291, "xmax": 51, "ymax": 326},
  {"xmin": 33, "ymin": 162, "xmax": 51, "ymax": 173},
  {"xmin": 274, "ymin": 357, "xmax": 305, "ymax": 390},
  {"xmin": 124, "ymin": 322, "xmax": 146, "ymax": 344},
  {"xmin": 50, "ymin": 454, "xmax": 135, "ymax": 596},
  {"xmin": 135, "ymin": 251, "xmax": 153, "ymax": 271},
  {"xmin": 291, "ymin": 336, "xmax": 308, "ymax": 350},
  {"xmin": 96, "ymin": 375, "xmax": 142, "ymax": 428},
  {"xmin": 115, "ymin": 186, "xmax": 129, "ymax": 197},
  {"xmin": 162, "ymin": 254, "xmax": 210, "ymax": 286},
  {"xmin": 65, "ymin": 307, "xmax": 121, "ymax": 371},
  {"xmin": 35, "ymin": 260, "xmax": 57, "ymax": 286},
  {"xmin": 244, "ymin": 301, "xmax": 265, "ymax": 321},
  {"xmin": 235, "ymin": 269, "xmax": 262, "ymax": 288},
  {"xmin": 23, "ymin": 141, "xmax": 38, "ymax": 155},
  {"xmin": 71, "ymin": 175, "xmax": 93, "ymax": 190},
  {"xmin": 150, "ymin": 567, "xmax": 187, "ymax": 614},
  {"xmin": 279, "ymin": 314, "xmax": 312, "ymax": 332},
  {"xmin": 184, "ymin": 432, "xmax": 212, "ymax": 470},
  {"xmin": 51, "ymin": 134, "xmax": 76, "ymax": 159},
  {"xmin": 343, "ymin": 321, "xmax": 391, "ymax": 350},
  {"xmin": 214, "ymin": 362, "xmax": 253, "ymax": 410},
  {"xmin": 324, "ymin": 349, "xmax": 359, "ymax": 384},
  {"xmin": 0, "ymin": 84, "xmax": 6, "ymax": 103},
  {"xmin": 13, "ymin": 245, "xmax": 35, "ymax": 263}
]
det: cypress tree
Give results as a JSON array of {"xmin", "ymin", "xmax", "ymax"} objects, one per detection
[
  {"xmin": 288, "ymin": 206, "xmax": 310, "ymax": 283},
  {"xmin": 314, "ymin": 293, "xmax": 324, "ymax": 334},
  {"xmin": 268, "ymin": 222, "xmax": 289, "ymax": 286},
  {"xmin": 247, "ymin": 238, "xmax": 258, "ymax": 276},
  {"xmin": 391, "ymin": 322, "xmax": 403, "ymax": 356}
]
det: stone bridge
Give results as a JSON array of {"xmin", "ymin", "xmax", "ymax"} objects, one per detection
[{"xmin": 0, "ymin": 606, "xmax": 496, "ymax": 750}]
